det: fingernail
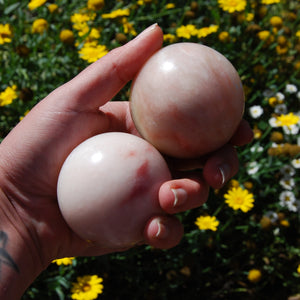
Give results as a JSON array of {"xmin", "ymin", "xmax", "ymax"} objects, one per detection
[
  {"xmin": 218, "ymin": 164, "xmax": 231, "ymax": 186},
  {"xmin": 134, "ymin": 23, "xmax": 158, "ymax": 40},
  {"xmin": 171, "ymin": 188, "xmax": 188, "ymax": 208},
  {"xmin": 155, "ymin": 219, "xmax": 168, "ymax": 239}
]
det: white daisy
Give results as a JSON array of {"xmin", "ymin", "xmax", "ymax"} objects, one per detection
[
  {"xmin": 274, "ymin": 104, "xmax": 287, "ymax": 115},
  {"xmin": 250, "ymin": 145, "xmax": 264, "ymax": 153},
  {"xmin": 283, "ymin": 124, "xmax": 299, "ymax": 135},
  {"xmin": 279, "ymin": 178, "xmax": 295, "ymax": 190},
  {"xmin": 269, "ymin": 117, "xmax": 278, "ymax": 127},
  {"xmin": 265, "ymin": 211, "xmax": 278, "ymax": 224},
  {"xmin": 287, "ymin": 200, "xmax": 300, "ymax": 213},
  {"xmin": 291, "ymin": 158, "xmax": 300, "ymax": 169},
  {"xmin": 247, "ymin": 161, "xmax": 260, "ymax": 175},
  {"xmin": 275, "ymin": 92, "xmax": 285, "ymax": 101},
  {"xmin": 280, "ymin": 165, "xmax": 296, "ymax": 177},
  {"xmin": 249, "ymin": 105, "xmax": 264, "ymax": 119},
  {"xmin": 263, "ymin": 89, "xmax": 275, "ymax": 98},
  {"xmin": 285, "ymin": 84, "xmax": 298, "ymax": 94},
  {"xmin": 279, "ymin": 191, "xmax": 296, "ymax": 209}
]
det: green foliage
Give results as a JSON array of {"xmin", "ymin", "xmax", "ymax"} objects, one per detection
[{"xmin": 1, "ymin": 0, "xmax": 300, "ymax": 299}]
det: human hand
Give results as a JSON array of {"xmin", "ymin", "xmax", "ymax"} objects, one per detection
[{"xmin": 0, "ymin": 24, "xmax": 253, "ymax": 276}]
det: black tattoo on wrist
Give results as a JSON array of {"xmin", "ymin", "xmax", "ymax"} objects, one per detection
[{"xmin": 0, "ymin": 231, "xmax": 19, "ymax": 275}]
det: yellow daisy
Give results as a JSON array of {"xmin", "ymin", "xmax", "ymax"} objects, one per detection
[
  {"xmin": 0, "ymin": 85, "xmax": 18, "ymax": 106},
  {"xmin": 261, "ymin": 0, "xmax": 280, "ymax": 4},
  {"xmin": 224, "ymin": 186, "xmax": 255, "ymax": 212},
  {"xmin": 32, "ymin": 18, "xmax": 48, "ymax": 34},
  {"xmin": 176, "ymin": 24, "xmax": 198, "ymax": 39},
  {"xmin": 218, "ymin": 0, "xmax": 247, "ymax": 13},
  {"xmin": 0, "ymin": 24, "xmax": 13, "ymax": 44},
  {"xmin": 101, "ymin": 8, "xmax": 130, "ymax": 19},
  {"xmin": 247, "ymin": 269, "xmax": 262, "ymax": 283},
  {"xmin": 28, "ymin": 0, "xmax": 47, "ymax": 11},
  {"xmin": 275, "ymin": 113, "xmax": 300, "ymax": 128},
  {"xmin": 52, "ymin": 257, "xmax": 75, "ymax": 266},
  {"xmin": 71, "ymin": 275, "xmax": 103, "ymax": 300},
  {"xmin": 195, "ymin": 215, "xmax": 219, "ymax": 231},
  {"xmin": 78, "ymin": 43, "xmax": 108, "ymax": 63}
]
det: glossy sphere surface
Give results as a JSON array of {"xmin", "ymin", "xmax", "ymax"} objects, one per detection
[
  {"xmin": 57, "ymin": 132, "xmax": 171, "ymax": 248},
  {"xmin": 130, "ymin": 42, "xmax": 245, "ymax": 158}
]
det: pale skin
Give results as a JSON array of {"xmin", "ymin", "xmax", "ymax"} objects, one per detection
[{"xmin": 0, "ymin": 24, "xmax": 253, "ymax": 299}]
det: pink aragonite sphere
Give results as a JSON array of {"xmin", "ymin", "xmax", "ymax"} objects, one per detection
[
  {"xmin": 130, "ymin": 42, "xmax": 245, "ymax": 158},
  {"xmin": 57, "ymin": 132, "xmax": 171, "ymax": 249}
]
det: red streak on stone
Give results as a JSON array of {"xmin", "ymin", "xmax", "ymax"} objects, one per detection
[
  {"xmin": 127, "ymin": 150, "xmax": 136, "ymax": 157},
  {"xmin": 136, "ymin": 160, "xmax": 149, "ymax": 177},
  {"xmin": 128, "ymin": 160, "xmax": 149, "ymax": 200}
]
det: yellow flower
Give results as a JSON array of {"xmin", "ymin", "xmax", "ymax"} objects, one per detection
[
  {"xmin": 268, "ymin": 96, "xmax": 278, "ymax": 106},
  {"xmin": 78, "ymin": 26, "xmax": 101, "ymax": 41},
  {"xmin": 218, "ymin": 0, "xmax": 247, "ymax": 13},
  {"xmin": 197, "ymin": 25, "xmax": 219, "ymax": 38},
  {"xmin": 279, "ymin": 219, "xmax": 290, "ymax": 227},
  {"xmin": 19, "ymin": 109, "xmax": 30, "ymax": 121},
  {"xmin": 270, "ymin": 16, "xmax": 283, "ymax": 28},
  {"xmin": 0, "ymin": 85, "xmax": 18, "ymax": 106},
  {"xmin": 71, "ymin": 13, "xmax": 92, "ymax": 24},
  {"xmin": 257, "ymin": 30, "xmax": 271, "ymax": 41},
  {"xmin": 165, "ymin": 3, "xmax": 175, "ymax": 9},
  {"xmin": 277, "ymin": 35, "xmax": 287, "ymax": 46},
  {"xmin": 276, "ymin": 45, "xmax": 288, "ymax": 55},
  {"xmin": 243, "ymin": 181, "xmax": 253, "ymax": 190},
  {"xmin": 296, "ymin": 30, "xmax": 300, "ymax": 40},
  {"xmin": 88, "ymin": 28, "xmax": 101, "ymax": 40},
  {"xmin": 32, "ymin": 18, "xmax": 48, "ymax": 34},
  {"xmin": 28, "ymin": 0, "xmax": 47, "ymax": 10},
  {"xmin": 246, "ymin": 12, "xmax": 254, "ymax": 22},
  {"xmin": 163, "ymin": 33, "xmax": 177, "ymax": 43},
  {"xmin": 219, "ymin": 31, "xmax": 230, "ymax": 42},
  {"xmin": 224, "ymin": 186, "xmax": 255, "ymax": 213},
  {"xmin": 78, "ymin": 43, "xmax": 108, "ymax": 63},
  {"xmin": 275, "ymin": 113, "xmax": 300, "ymax": 127},
  {"xmin": 101, "ymin": 8, "xmax": 130, "ymax": 19},
  {"xmin": 122, "ymin": 18, "xmax": 137, "ymax": 36},
  {"xmin": 228, "ymin": 179, "xmax": 240, "ymax": 189},
  {"xmin": 76, "ymin": 23, "xmax": 90, "ymax": 36},
  {"xmin": 270, "ymin": 131, "xmax": 284, "ymax": 143},
  {"xmin": 48, "ymin": 4, "xmax": 58, "ymax": 13},
  {"xmin": 176, "ymin": 24, "xmax": 198, "ymax": 39},
  {"xmin": 0, "ymin": 24, "xmax": 13, "ymax": 44},
  {"xmin": 253, "ymin": 126, "xmax": 262, "ymax": 139},
  {"xmin": 238, "ymin": 12, "xmax": 255, "ymax": 22},
  {"xmin": 261, "ymin": 0, "xmax": 280, "ymax": 4},
  {"xmin": 247, "ymin": 269, "xmax": 262, "ymax": 283},
  {"xmin": 71, "ymin": 275, "xmax": 103, "ymax": 300},
  {"xmin": 297, "ymin": 264, "xmax": 300, "ymax": 274},
  {"xmin": 87, "ymin": 0, "xmax": 105, "ymax": 11},
  {"xmin": 60, "ymin": 29, "xmax": 75, "ymax": 45},
  {"xmin": 52, "ymin": 257, "xmax": 75, "ymax": 266},
  {"xmin": 71, "ymin": 12, "xmax": 96, "ymax": 32},
  {"xmin": 137, "ymin": 0, "xmax": 153, "ymax": 4},
  {"xmin": 195, "ymin": 215, "xmax": 219, "ymax": 231}
]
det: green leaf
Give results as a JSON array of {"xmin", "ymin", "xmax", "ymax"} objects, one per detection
[{"xmin": 4, "ymin": 2, "xmax": 20, "ymax": 14}]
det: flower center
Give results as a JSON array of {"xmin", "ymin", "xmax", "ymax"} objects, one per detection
[
  {"xmin": 234, "ymin": 196, "xmax": 244, "ymax": 205},
  {"xmin": 82, "ymin": 283, "xmax": 91, "ymax": 292}
]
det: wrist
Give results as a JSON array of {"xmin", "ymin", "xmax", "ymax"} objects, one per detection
[{"xmin": 0, "ymin": 188, "xmax": 44, "ymax": 300}]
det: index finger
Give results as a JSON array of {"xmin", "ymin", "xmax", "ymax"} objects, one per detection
[{"xmin": 51, "ymin": 24, "xmax": 163, "ymax": 112}]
